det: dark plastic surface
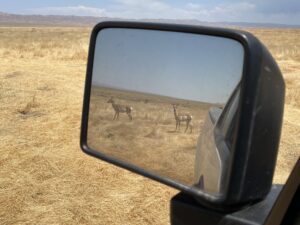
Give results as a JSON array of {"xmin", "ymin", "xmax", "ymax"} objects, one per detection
[
  {"xmin": 171, "ymin": 185, "xmax": 282, "ymax": 225},
  {"xmin": 171, "ymin": 158, "xmax": 300, "ymax": 225},
  {"xmin": 265, "ymin": 158, "xmax": 300, "ymax": 225}
]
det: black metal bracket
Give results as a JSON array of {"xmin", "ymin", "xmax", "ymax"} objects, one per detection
[
  {"xmin": 171, "ymin": 185, "xmax": 282, "ymax": 225},
  {"xmin": 171, "ymin": 158, "xmax": 300, "ymax": 225}
]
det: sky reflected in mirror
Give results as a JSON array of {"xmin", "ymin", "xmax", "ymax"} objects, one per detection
[
  {"xmin": 88, "ymin": 28, "xmax": 244, "ymax": 188},
  {"xmin": 92, "ymin": 28, "xmax": 244, "ymax": 104}
]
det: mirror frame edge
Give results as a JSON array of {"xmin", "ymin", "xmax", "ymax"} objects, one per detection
[{"xmin": 80, "ymin": 21, "xmax": 285, "ymax": 210}]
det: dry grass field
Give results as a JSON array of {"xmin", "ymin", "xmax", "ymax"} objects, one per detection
[
  {"xmin": 88, "ymin": 86, "xmax": 214, "ymax": 186},
  {"xmin": 0, "ymin": 27, "xmax": 299, "ymax": 224}
]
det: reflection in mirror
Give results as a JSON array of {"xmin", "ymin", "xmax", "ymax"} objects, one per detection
[
  {"xmin": 194, "ymin": 85, "xmax": 241, "ymax": 195},
  {"xmin": 88, "ymin": 28, "xmax": 244, "ymax": 194}
]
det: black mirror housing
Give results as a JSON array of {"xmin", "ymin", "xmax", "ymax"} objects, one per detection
[
  {"xmin": 223, "ymin": 33, "xmax": 285, "ymax": 208},
  {"xmin": 80, "ymin": 21, "xmax": 285, "ymax": 210}
]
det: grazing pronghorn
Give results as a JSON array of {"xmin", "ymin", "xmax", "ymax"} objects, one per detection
[
  {"xmin": 172, "ymin": 104, "xmax": 193, "ymax": 133},
  {"xmin": 107, "ymin": 97, "xmax": 133, "ymax": 121}
]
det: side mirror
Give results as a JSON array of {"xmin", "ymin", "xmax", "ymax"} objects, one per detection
[{"xmin": 80, "ymin": 21, "xmax": 285, "ymax": 210}]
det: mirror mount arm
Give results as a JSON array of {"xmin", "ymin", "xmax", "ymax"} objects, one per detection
[
  {"xmin": 171, "ymin": 158, "xmax": 300, "ymax": 225},
  {"xmin": 171, "ymin": 185, "xmax": 282, "ymax": 225}
]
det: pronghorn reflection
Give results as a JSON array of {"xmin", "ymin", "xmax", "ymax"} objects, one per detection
[
  {"xmin": 172, "ymin": 104, "xmax": 193, "ymax": 133},
  {"xmin": 107, "ymin": 97, "xmax": 133, "ymax": 121}
]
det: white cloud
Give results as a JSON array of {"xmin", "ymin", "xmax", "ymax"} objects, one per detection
[
  {"xmin": 25, "ymin": 1, "xmax": 300, "ymax": 25},
  {"xmin": 27, "ymin": 5, "xmax": 107, "ymax": 17},
  {"xmin": 105, "ymin": 1, "xmax": 256, "ymax": 21},
  {"xmin": 207, "ymin": 2, "xmax": 256, "ymax": 21},
  {"xmin": 115, "ymin": 0, "xmax": 169, "ymax": 10}
]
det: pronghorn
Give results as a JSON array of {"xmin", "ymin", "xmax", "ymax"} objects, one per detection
[
  {"xmin": 107, "ymin": 97, "xmax": 133, "ymax": 121},
  {"xmin": 172, "ymin": 104, "xmax": 193, "ymax": 133}
]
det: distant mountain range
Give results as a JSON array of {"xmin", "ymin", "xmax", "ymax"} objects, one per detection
[
  {"xmin": 0, "ymin": 12, "xmax": 101, "ymax": 27},
  {"xmin": 0, "ymin": 12, "xmax": 299, "ymax": 28}
]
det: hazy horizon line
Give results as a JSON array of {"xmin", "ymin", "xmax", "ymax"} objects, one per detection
[{"xmin": 1, "ymin": 11, "xmax": 299, "ymax": 28}]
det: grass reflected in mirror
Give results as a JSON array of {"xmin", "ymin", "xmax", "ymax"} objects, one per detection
[{"xmin": 88, "ymin": 86, "xmax": 221, "ymax": 185}]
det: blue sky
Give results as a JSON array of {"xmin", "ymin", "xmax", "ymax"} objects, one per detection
[
  {"xmin": 92, "ymin": 28, "xmax": 243, "ymax": 103},
  {"xmin": 1, "ymin": 0, "xmax": 299, "ymax": 25}
]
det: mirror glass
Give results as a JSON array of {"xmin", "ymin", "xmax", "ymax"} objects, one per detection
[{"xmin": 87, "ymin": 28, "xmax": 244, "ymax": 192}]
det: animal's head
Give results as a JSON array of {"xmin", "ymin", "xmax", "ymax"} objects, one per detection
[
  {"xmin": 107, "ymin": 98, "xmax": 114, "ymax": 103},
  {"xmin": 172, "ymin": 104, "xmax": 178, "ymax": 110}
]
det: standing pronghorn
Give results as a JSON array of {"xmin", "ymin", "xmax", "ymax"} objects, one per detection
[
  {"xmin": 107, "ymin": 97, "xmax": 133, "ymax": 121},
  {"xmin": 172, "ymin": 104, "xmax": 193, "ymax": 133}
]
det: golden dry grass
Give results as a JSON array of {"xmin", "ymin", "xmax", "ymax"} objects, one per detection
[
  {"xmin": 88, "ymin": 87, "xmax": 212, "ymax": 185},
  {"xmin": 0, "ymin": 27, "xmax": 299, "ymax": 224}
]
